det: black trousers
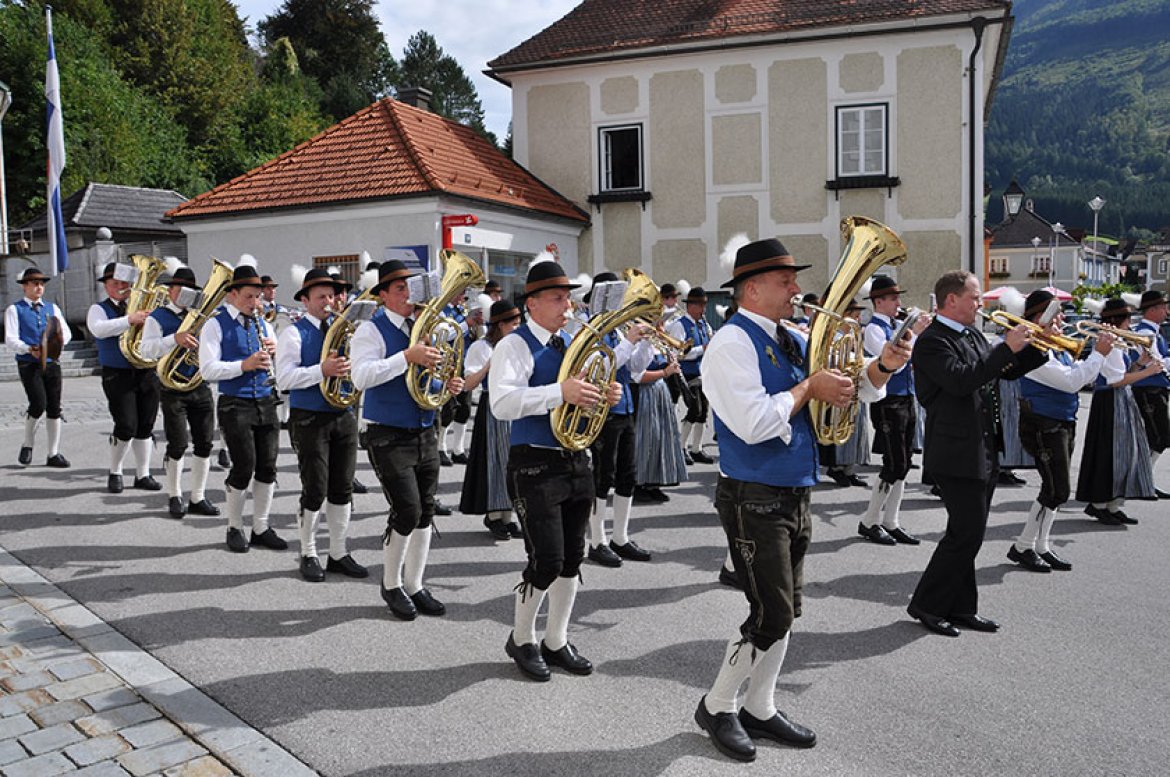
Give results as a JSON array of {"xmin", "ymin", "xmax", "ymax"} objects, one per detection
[
  {"xmin": 507, "ymin": 445, "xmax": 593, "ymax": 591},
  {"xmin": 910, "ymin": 473, "xmax": 996, "ymax": 619},
  {"xmin": 1132, "ymin": 386, "xmax": 1170, "ymax": 454},
  {"xmin": 367, "ymin": 424, "xmax": 439, "ymax": 537},
  {"xmin": 715, "ymin": 476, "xmax": 811, "ymax": 651},
  {"xmin": 18, "ymin": 361, "xmax": 63, "ymax": 419},
  {"xmin": 682, "ymin": 375, "xmax": 709, "ymax": 424},
  {"xmin": 439, "ymin": 391, "xmax": 472, "ymax": 426},
  {"xmin": 217, "ymin": 394, "xmax": 279, "ymax": 489},
  {"xmin": 101, "ymin": 366, "xmax": 160, "ymax": 440},
  {"xmin": 590, "ymin": 413, "xmax": 636, "ymax": 498},
  {"xmin": 1018, "ymin": 409, "xmax": 1075, "ymax": 509},
  {"xmin": 289, "ymin": 407, "xmax": 357, "ymax": 512},
  {"xmin": 870, "ymin": 395, "xmax": 916, "ymax": 484},
  {"xmin": 160, "ymin": 385, "xmax": 215, "ymax": 460}
]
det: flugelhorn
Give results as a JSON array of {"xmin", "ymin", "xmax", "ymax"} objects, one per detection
[
  {"xmin": 1073, "ymin": 320, "xmax": 1153, "ymax": 350},
  {"xmin": 978, "ymin": 310, "xmax": 1086, "ymax": 357}
]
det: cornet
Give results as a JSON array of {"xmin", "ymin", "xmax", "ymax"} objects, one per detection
[{"xmin": 978, "ymin": 310, "xmax": 1086, "ymax": 358}]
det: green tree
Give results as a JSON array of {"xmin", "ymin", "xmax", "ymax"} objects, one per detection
[
  {"xmin": 394, "ymin": 30, "xmax": 496, "ymax": 146},
  {"xmin": 239, "ymin": 37, "xmax": 329, "ymax": 170}
]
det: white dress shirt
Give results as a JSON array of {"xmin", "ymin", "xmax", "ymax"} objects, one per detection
[
  {"xmin": 5, "ymin": 298, "xmax": 72, "ymax": 355},
  {"xmin": 1025, "ymin": 349, "xmax": 1105, "ymax": 393},
  {"xmin": 864, "ymin": 313, "xmax": 912, "ymax": 376},
  {"xmin": 489, "ymin": 320, "xmax": 568, "ymax": 421},
  {"xmin": 139, "ymin": 303, "xmax": 185, "ymax": 362},
  {"xmin": 703, "ymin": 308, "xmax": 884, "ymax": 447},
  {"xmin": 198, "ymin": 303, "xmax": 272, "ymax": 383},
  {"xmin": 667, "ymin": 314, "xmax": 708, "ymax": 362},
  {"xmin": 464, "ymin": 339, "xmax": 492, "ymax": 376},
  {"xmin": 275, "ymin": 313, "xmax": 328, "ymax": 391},
  {"xmin": 350, "ymin": 308, "xmax": 410, "ymax": 392},
  {"xmin": 86, "ymin": 299, "xmax": 130, "ymax": 340},
  {"xmin": 1100, "ymin": 345, "xmax": 1128, "ymax": 386}
]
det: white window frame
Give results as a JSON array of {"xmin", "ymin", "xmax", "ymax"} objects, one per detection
[
  {"xmin": 835, "ymin": 104, "xmax": 888, "ymax": 178},
  {"xmin": 598, "ymin": 124, "xmax": 644, "ymax": 193}
]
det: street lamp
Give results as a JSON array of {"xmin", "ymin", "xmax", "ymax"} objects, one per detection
[
  {"xmin": 1088, "ymin": 195, "xmax": 1106, "ymax": 282},
  {"xmin": 1032, "ymin": 236, "xmax": 1042, "ymax": 288},
  {"xmin": 1050, "ymin": 222, "xmax": 1067, "ymax": 290},
  {"xmin": 0, "ymin": 79, "xmax": 11, "ymax": 256}
]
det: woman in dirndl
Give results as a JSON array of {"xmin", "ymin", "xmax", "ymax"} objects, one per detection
[
  {"xmin": 459, "ymin": 299, "xmax": 524, "ymax": 540},
  {"xmin": 632, "ymin": 350, "xmax": 689, "ymax": 502}
]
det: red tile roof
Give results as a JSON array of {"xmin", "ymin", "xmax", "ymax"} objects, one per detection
[
  {"xmin": 489, "ymin": 0, "xmax": 1010, "ymax": 73},
  {"xmin": 166, "ymin": 99, "xmax": 588, "ymax": 223}
]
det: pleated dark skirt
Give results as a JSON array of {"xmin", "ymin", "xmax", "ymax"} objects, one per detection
[
  {"xmin": 459, "ymin": 392, "xmax": 512, "ymax": 515},
  {"xmin": 999, "ymin": 378, "xmax": 1035, "ymax": 469},
  {"xmin": 635, "ymin": 380, "xmax": 688, "ymax": 486},
  {"xmin": 1075, "ymin": 387, "xmax": 1155, "ymax": 504}
]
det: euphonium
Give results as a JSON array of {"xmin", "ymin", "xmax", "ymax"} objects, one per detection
[
  {"xmin": 157, "ymin": 258, "xmax": 233, "ymax": 392},
  {"xmin": 979, "ymin": 310, "xmax": 1087, "ymax": 357},
  {"xmin": 320, "ymin": 287, "xmax": 377, "ymax": 409},
  {"xmin": 407, "ymin": 250, "xmax": 486, "ymax": 410},
  {"xmin": 807, "ymin": 216, "xmax": 908, "ymax": 445},
  {"xmin": 551, "ymin": 268, "xmax": 663, "ymax": 451},
  {"xmin": 119, "ymin": 254, "xmax": 169, "ymax": 368}
]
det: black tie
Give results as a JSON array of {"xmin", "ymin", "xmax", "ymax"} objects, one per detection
[
  {"xmin": 241, "ymin": 316, "xmax": 251, "ymax": 330},
  {"xmin": 549, "ymin": 335, "xmax": 565, "ymax": 354},
  {"xmin": 404, "ymin": 317, "xmax": 414, "ymax": 335},
  {"xmin": 33, "ymin": 302, "xmax": 43, "ymax": 312},
  {"xmin": 775, "ymin": 325, "xmax": 801, "ymax": 367},
  {"xmin": 320, "ymin": 318, "xmax": 331, "ymax": 335}
]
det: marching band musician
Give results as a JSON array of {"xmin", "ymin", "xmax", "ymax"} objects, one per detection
[
  {"xmin": 139, "ymin": 266, "xmax": 219, "ymax": 519},
  {"xmin": 198, "ymin": 264, "xmax": 288, "ymax": 554},
  {"xmin": 1131, "ymin": 290, "xmax": 1170, "ymax": 497},
  {"xmin": 694, "ymin": 238, "xmax": 908, "ymax": 761},
  {"xmin": 858, "ymin": 276, "xmax": 929, "ymax": 546},
  {"xmin": 6, "ymin": 267, "xmax": 71, "ymax": 467},
  {"xmin": 484, "ymin": 279, "xmax": 502, "ymax": 302},
  {"xmin": 351, "ymin": 260, "xmax": 464, "ymax": 620},
  {"xmin": 668, "ymin": 286, "xmax": 715, "ymax": 464},
  {"xmin": 1007, "ymin": 290, "xmax": 1111, "ymax": 572},
  {"xmin": 260, "ymin": 274, "xmax": 293, "ymax": 431},
  {"xmin": 490, "ymin": 260, "xmax": 622, "ymax": 682},
  {"xmin": 88, "ymin": 261, "xmax": 161, "ymax": 494},
  {"xmin": 275, "ymin": 268, "xmax": 368, "ymax": 582},
  {"xmin": 437, "ymin": 288, "xmax": 474, "ymax": 467}
]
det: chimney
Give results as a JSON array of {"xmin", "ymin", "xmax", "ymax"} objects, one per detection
[{"xmin": 398, "ymin": 87, "xmax": 433, "ymax": 112}]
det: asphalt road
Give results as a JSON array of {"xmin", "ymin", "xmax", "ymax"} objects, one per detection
[{"xmin": 1, "ymin": 375, "xmax": 1167, "ymax": 776}]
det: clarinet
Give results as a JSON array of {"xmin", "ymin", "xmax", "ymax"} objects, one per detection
[{"xmin": 251, "ymin": 313, "xmax": 277, "ymax": 388}]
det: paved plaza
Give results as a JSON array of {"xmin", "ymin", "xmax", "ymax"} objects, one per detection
[{"xmin": 0, "ymin": 375, "xmax": 1167, "ymax": 776}]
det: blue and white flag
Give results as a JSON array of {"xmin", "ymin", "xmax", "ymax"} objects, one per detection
[{"xmin": 45, "ymin": 6, "xmax": 68, "ymax": 275}]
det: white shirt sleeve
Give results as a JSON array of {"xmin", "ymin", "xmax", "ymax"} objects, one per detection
[
  {"xmin": 4, "ymin": 305, "xmax": 25, "ymax": 355},
  {"xmin": 87, "ymin": 303, "xmax": 128, "ymax": 339},
  {"xmin": 56, "ymin": 306, "xmax": 72, "ymax": 347},
  {"xmin": 1101, "ymin": 347, "xmax": 1127, "ymax": 386},
  {"xmin": 489, "ymin": 333, "xmax": 564, "ymax": 420},
  {"xmin": 863, "ymin": 321, "xmax": 887, "ymax": 359},
  {"xmin": 139, "ymin": 315, "xmax": 174, "ymax": 362},
  {"xmin": 276, "ymin": 325, "xmax": 323, "ymax": 391},
  {"xmin": 1026, "ymin": 350, "xmax": 1105, "ymax": 393},
  {"xmin": 464, "ymin": 339, "xmax": 492, "ymax": 375},
  {"xmin": 857, "ymin": 355, "xmax": 887, "ymax": 403},
  {"xmin": 351, "ymin": 319, "xmax": 407, "ymax": 391},
  {"xmin": 197, "ymin": 317, "xmax": 244, "ymax": 382},
  {"xmin": 625, "ymin": 339, "xmax": 655, "ymax": 379},
  {"xmin": 702, "ymin": 325, "xmax": 796, "ymax": 445}
]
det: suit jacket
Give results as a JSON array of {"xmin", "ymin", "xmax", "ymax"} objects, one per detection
[{"xmin": 912, "ymin": 320, "xmax": 1046, "ymax": 481}]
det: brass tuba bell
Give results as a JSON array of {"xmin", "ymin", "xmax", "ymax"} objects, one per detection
[
  {"xmin": 157, "ymin": 258, "xmax": 234, "ymax": 391},
  {"xmin": 320, "ymin": 286, "xmax": 378, "ymax": 409},
  {"xmin": 119, "ymin": 254, "xmax": 169, "ymax": 368}
]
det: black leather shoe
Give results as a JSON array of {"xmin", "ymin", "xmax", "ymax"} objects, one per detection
[
  {"xmin": 326, "ymin": 554, "xmax": 369, "ymax": 578},
  {"xmin": 632, "ymin": 486, "xmax": 657, "ymax": 505},
  {"xmin": 1155, "ymin": 487, "xmax": 1170, "ymax": 499},
  {"xmin": 646, "ymin": 487, "xmax": 670, "ymax": 502},
  {"xmin": 738, "ymin": 708, "xmax": 817, "ymax": 749},
  {"xmin": 929, "ymin": 484, "xmax": 943, "ymax": 498},
  {"xmin": 409, "ymin": 588, "xmax": 446, "ymax": 616},
  {"xmin": 1007, "ymin": 545, "xmax": 1051, "ymax": 573},
  {"xmin": 107, "ymin": 474, "xmax": 124, "ymax": 494},
  {"xmin": 484, "ymin": 516, "xmax": 511, "ymax": 540},
  {"xmin": 1085, "ymin": 504, "xmax": 1123, "ymax": 525},
  {"xmin": 694, "ymin": 697, "xmax": 756, "ymax": 762},
  {"xmin": 434, "ymin": 499, "xmax": 452, "ymax": 516},
  {"xmin": 857, "ymin": 522, "xmax": 897, "ymax": 546},
  {"xmin": 506, "ymin": 633, "xmax": 550, "ymax": 681},
  {"xmin": 250, "ymin": 528, "xmax": 288, "ymax": 550},
  {"xmin": 949, "ymin": 613, "xmax": 1000, "ymax": 632},
  {"xmin": 216, "ymin": 449, "xmax": 231, "ymax": 469},
  {"xmin": 718, "ymin": 566, "xmax": 743, "ymax": 590},
  {"xmin": 827, "ymin": 468, "xmax": 852, "ymax": 487},
  {"xmin": 610, "ymin": 539, "xmax": 651, "ymax": 562},
  {"xmin": 683, "ymin": 450, "xmax": 694, "ymax": 466},
  {"xmin": 1113, "ymin": 509, "xmax": 1138, "ymax": 525},
  {"xmin": 45, "ymin": 454, "xmax": 70, "ymax": 468},
  {"xmin": 847, "ymin": 474, "xmax": 868, "ymax": 487},
  {"xmin": 588, "ymin": 543, "xmax": 622, "ymax": 568},
  {"xmin": 1039, "ymin": 550, "xmax": 1072, "ymax": 571},
  {"xmin": 451, "ymin": 452, "xmax": 469, "ymax": 465},
  {"xmin": 18, "ymin": 446, "xmax": 32, "ymax": 465},
  {"xmin": 541, "ymin": 641, "xmax": 593, "ymax": 675},
  {"xmin": 351, "ymin": 478, "xmax": 368, "ymax": 494},
  {"xmin": 506, "ymin": 522, "xmax": 524, "ymax": 539},
  {"xmin": 691, "ymin": 450, "xmax": 715, "ymax": 464},
  {"xmin": 226, "ymin": 527, "xmax": 249, "ymax": 553},
  {"xmin": 188, "ymin": 499, "xmax": 220, "ymax": 516},
  {"xmin": 998, "ymin": 470, "xmax": 1026, "ymax": 486},
  {"xmin": 133, "ymin": 475, "xmax": 162, "ymax": 491},
  {"xmin": 381, "ymin": 585, "xmax": 417, "ymax": 620},
  {"xmin": 438, "ymin": 451, "xmax": 453, "ymax": 467},
  {"xmin": 886, "ymin": 527, "xmax": 920, "ymax": 545},
  {"xmin": 907, "ymin": 604, "xmax": 960, "ymax": 637},
  {"xmin": 300, "ymin": 556, "xmax": 325, "ymax": 582},
  {"xmin": 168, "ymin": 496, "xmax": 187, "ymax": 519}
]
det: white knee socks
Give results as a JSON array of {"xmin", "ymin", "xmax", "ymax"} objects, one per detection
[
  {"xmin": 881, "ymin": 479, "xmax": 906, "ymax": 530},
  {"xmin": 109, "ymin": 438, "xmax": 130, "ymax": 475},
  {"xmin": 252, "ymin": 480, "xmax": 275, "ymax": 534},
  {"xmin": 22, "ymin": 415, "xmax": 41, "ymax": 449},
  {"xmin": 45, "ymin": 418, "xmax": 62, "ymax": 457},
  {"xmin": 403, "ymin": 527, "xmax": 432, "ymax": 595},
  {"xmin": 513, "ymin": 584, "xmax": 547, "ymax": 646},
  {"xmin": 689, "ymin": 421, "xmax": 705, "ymax": 453},
  {"xmin": 298, "ymin": 508, "xmax": 320, "ymax": 558},
  {"xmin": 742, "ymin": 635, "xmax": 791, "ymax": 720},
  {"xmin": 1036, "ymin": 506, "xmax": 1057, "ymax": 555},
  {"xmin": 611, "ymin": 493, "xmax": 634, "ymax": 546},
  {"xmin": 451, "ymin": 421, "xmax": 468, "ymax": 456},
  {"xmin": 862, "ymin": 481, "xmax": 891, "ymax": 528},
  {"xmin": 325, "ymin": 502, "xmax": 351, "ymax": 560},
  {"xmin": 704, "ymin": 638, "xmax": 757, "ymax": 714},
  {"xmin": 1015, "ymin": 501, "xmax": 1044, "ymax": 551},
  {"xmin": 130, "ymin": 437, "xmax": 153, "ymax": 479},
  {"xmin": 164, "ymin": 456, "xmax": 185, "ymax": 498},
  {"xmin": 589, "ymin": 496, "xmax": 609, "ymax": 548},
  {"xmin": 224, "ymin": 484, "xmax": 246, "ymax": 531},
  {"xmin": 190, "ymin": 456, "xmax": 211, "ymax": 502},
  {"xmin": 382, "ymin": 530, "xmax": 409, "ymax": 590},
  {"xmin": 544, "ymin": 576, "xmax": 580, "ymax": 650}
]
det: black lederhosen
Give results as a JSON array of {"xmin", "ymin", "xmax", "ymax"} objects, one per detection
[
  {"xmin": 682, "ymin": 376, "xmax": 709, "ymax": 424},
  {"xmin": 101, "ymin": 366, "xmax": 160, "ymax": 441},
  {"xmin": 1018, "ymin": 406, "xmax": 1076, "ymax": 509},
  {"xmin": 590, "ymin": 413, "xmax": 636, "ymax": 498},
  {"xmin": 18, "ymin": 361, "xmax": 63, "ymax": 420},
  {"xmin": 217, "ymin": 394, "xmax": 279, "ymax": 489},
  {"xmin": 289, "ymin": 407, "xmax": 357, "ymax": 512},
  {"xmin": 160, "ymin": 384, "xmax": 215, "ymax": 460},
  {"xmin": 367, "ymin": 424, "xmax": 439, "ymax": 538},
  {"xmin": 1131, "ymin": 386, "xmax": 1170, "ymax": 454},
  {"xmin": 869, "ymin": 394, "xmax": 916, "ymax": 484},
  {"xmin": 439, "ymin": 390, "xmax": 473, "ymax": 427}
]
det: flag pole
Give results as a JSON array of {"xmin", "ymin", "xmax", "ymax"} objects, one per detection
[{"xmin": 45, "ymin": 4, "xmax": 68, "ymax": 276}]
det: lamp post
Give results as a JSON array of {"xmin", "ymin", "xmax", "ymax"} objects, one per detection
[
  {"xmin": 0, "ymin": 79, "xmax": 11, "ymax": 256},
  {"xmin": 1088, "ymin": 195, "xmax": 1106, "ymax": 282},
  {"xmin": 1051, "ymin": 222, "xmax": 1067, "ymax": 290},
  {"xmin": 1032, "ymin": 236, "xmax": 1042, "ymax": 289}
]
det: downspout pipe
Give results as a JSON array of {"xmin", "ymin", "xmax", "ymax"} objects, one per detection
[{"xmin": 968, "ymin": 16, "xmax": 988, "ymax": 275}]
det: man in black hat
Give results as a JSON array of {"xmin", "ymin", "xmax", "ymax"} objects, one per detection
[
  {"xmin": 667, "ymin": 286, "xmax": 715, "ymax": 464},
  {"xmin": 5, "ymin": 267, "xmax": 72, "ymax": 467},
  {"xmin": 1007, "ymin": 290, "xmax": 1113, "ymax": 572},
  {"xmin": 140, "ymin": 265, "xmax": 220, "ymax": 519},
  {"xmin": 857, "ymin": 275, "xmax": 929, "ymax": 546},
  {"xmin": 352, "ymin": 260, "xmax": 464, "ymax": 619},
  {"xmin": 489, "ymin": 259, "xmax": 623, "ymax": 682},
  {"xmin": 198, "ymin": 264, "xmax": 287, "ymax": 554},
  {"xmin": 87, "ymin": 262, "xmax": 162, "ymax": 493},
  {"xmin": 1132, "ymin": 290, "xmax": 1170, "ymax": 497},
  {"xmin": 260, "ymin": 275, "xmax": 284, "ymax": 321},
  {"xmin": 484, "ymin": 278, "xmax": 502, "ymax": 302},
  {"xmin": 694, "ymin": 237, "xmax": 910, "ymax": 762},
  {"xmin": 437, "ymin": 287, "xmax": 473, "ymax": 467},
  {"xmin": 275, "ymin": 268, "xmax": 368, "ymax": 582}
]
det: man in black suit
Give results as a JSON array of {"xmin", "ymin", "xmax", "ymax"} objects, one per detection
[{"xmin": 907, "ymin": 270, "xmax": 1046, "ymax": 637}]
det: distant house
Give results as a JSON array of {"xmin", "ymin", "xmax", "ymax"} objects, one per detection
[
  {"xmin": 167, "ymin": 91, "xmax": 589, "ymax": 302},
  {"xmin": 487, "ymin": 0, "xmax": 1013, "ymax": 306}
]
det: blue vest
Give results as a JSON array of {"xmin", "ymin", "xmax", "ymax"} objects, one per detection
[
  {"xmin": 713, "ymin": 314, "xmax": 818, "ymax": 487},
  {"xmin": 362, "ymin": 311, "xmax": 435, "ymax": 429},
  {"xmin": 214, "ymin": 309, "xmax": 273, "ymax": 399},
  {"xmin": 1020, "ymin": 351, "xmax": 1080, "ymax": 421},
  {"xmin": 510, "ymin": 324, "xmax": 571, "ymax": 448},
  {"xmin": 680, "ymin": 317, "xmax": 709, "ymax": 378},
  {"xmin": 290, "ymin": 317, "xmax": 340, "ymax": 414},
  {"xmin": 605, "ymin": 331, "xmax": 633, "ymax": 416},
  {"xmin": 1132, "ymin": 321, "xmax": 1170, "ymax": 389},
  {"xmin": 95, "ymin": 299, "xmax": 132, "ymax": 369},
  {"xmin": 866, "ymin": 317, "xmax": 914, "ymax": 396},
  {"xmin": 13, "ymin": 300, "xmax": 59, "ymax": 364},
  {"xmin": 149, "ymin": 306, "xmax": 199, "ymax": 385}
]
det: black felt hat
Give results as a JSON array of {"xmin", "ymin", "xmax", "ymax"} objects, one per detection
[
  {"xmin": 370, "ymin": 260, "xmax": 417, "ymax": 294},
  {"xmin": 166, "ymin": 267, "xmax": 201, "ymax": 290},
  {"xmin": 260, "ymin": 274, "xmax": 279, "ymax": 288},
  {"xmin": 484, "ymin": 279, "xmax": 501, "ymax": 292},
  {"xmin": 1024, "ymin": 289, "xmax": 1056, "ymax": 320},
  {"xmin": 845, "ymin": 298, "xmax": 864, "ymax": 312},
  {"xmin": 685, "ymin": 286, "xmax": 709, "ymax": 304},
  {"xmin": 583, "ymin": 271, "xmax": 618, "ymax": 304},
  {"xmin": 227, "ymin": 265, "xmax": 265, "ymax": 290},
  {"xmin": 1100, "ymin": 297, "xmax": 1133, "ymax": 323},
  {"xmin": 659, "ymin": 282, "xmax": 678, "ymax": 297},
  {"xmin": 868, "ymin": 275, "xmax": 903, "ymax": 300},
  {"xmin": 489, "ymin": 299, "xmax": 521, "ymax": 325},
  {"xmin": 97, "ymin": 262, "xmax": 119, "ymax": 283},
  {"xmin": 294, "ymin": 267, "xmax": 346, "ymax": 301},
  {"xmin": 1139, "ymin": 290, "xmax": 1168, "ymax": 311},
  {"xmin": 16, "ymin": 267, "xmax": 50, "ymax": 284},
  {"xmin": 720, "ymin": 238, "xmax": 809, "ymax": 288},
  {"xmin": 522, "ymin": 261, "xmax": 580, "ymax": 297}
]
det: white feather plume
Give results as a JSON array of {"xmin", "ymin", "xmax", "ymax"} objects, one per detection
[
  {"xmin": 1121, "ymin": 292, "xmax": 1141, "ymax": 308},
  {"xmin": 237, "ymin": 254, "xmax": 257, "ymax": 269},
  {"xmin": 1000, "ymin": 287, "xmax": 1027, "ymax": 317},
  {"xmin": 327, "ymin": 265, "xmax": 341, "ymax": 277},
  {"xmin": 570, "ymin": 273, "xmax": 592, "ymax": 301},
  {"xmin": 527, "ymin": 250, "xmax": 556, "ymax": 271},
  {"xmin": 676, "ymin": 278, "xmax": 692, "ymax": 298},
  {"xmin": 715, "ymin": 304, "xmax": 728, "ymax": 319},
  {"xmin": 719, "ymin": 233, "xmax": 751, "ymax": 276},
  {"xmin": 359, "ymin": 250, "xmax": 372, "ymax": 268},
  {"xmin": 859, "ymin": 278, "xmax": 873, "ymax": 299},
  {"xmin": 474, "ymin": 293, "xmax": 493, "ymax": 318},
  {"xmin": 163, "ymin": 256, "xmax": 184, "ymax": 275},
  {"xmin": 360, "ymin": 268, "xmax": 379, "ymax": 291},
  {"xmin": 1082, "ymin": 297, "xmax": 1105, "ymax": 316},
  {"xmin": 290, "ymin": 263, "xmax": 309, "ymax": 287}
]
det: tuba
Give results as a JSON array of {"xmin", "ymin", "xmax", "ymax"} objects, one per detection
[
  {"xmin": 320, "ymin": 287, "xmax": 378, "ymax": 409},
  {"xmin": 551, "ymin": 268, "xmax": 663, "ymax": 451},
  {"xmin": 157, "ymin": 258, "xmax": 233, "ymax": 392},
  {"xmin": 807, "ymin": 216, "xmax": 908, "ymax": 445},
  {"xmin": 407, "ymin": 250, "xmax": 487, "ymax": 410},
  {"xmin": 119, "ymin": 254, "xmax": 169, "ymax": 368}
]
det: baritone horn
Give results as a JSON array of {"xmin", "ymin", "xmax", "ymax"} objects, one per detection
[
  {"xmin": 320, "ymin": 287, "xmax": 378, "ymax": 409},
  {"xmin": 119, "ymin": 254, "xmax": 169, "ymax": 368},
  {"xmin": 978, "ymin": 310, "xmax": 1086, "ymax": 357},
  {"xmin": 157, "ymin": 258, "xmax": 233, "ymax": 391}
]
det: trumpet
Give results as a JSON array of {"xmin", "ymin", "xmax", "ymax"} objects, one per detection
[
  {"xmin": 978, "ymin": 310, "xmax": 1087, "ymax": 358},
  {"xmin": 625, "ymin": 318, "xmax": 692, "ymax": 358},
  {"xmin": 1073, "ymin": 321, "xmax": 1153, "ymax": 350}
]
